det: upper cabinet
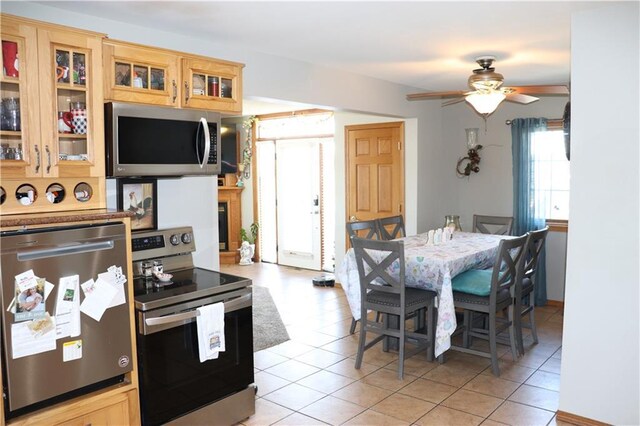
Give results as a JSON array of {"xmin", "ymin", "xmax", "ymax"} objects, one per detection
[
  {"xmin": 103, "ymin": 39, "xmax": 243, "ymax": 114},
  {"xmin": 181, "ymin": 56, "xmax": 242, "ymax": 113},
  {"xmin": 1, "ymin": 15, "xmax": 105, "ymax": 179},
  {"xmin": 0, "ymin": 17, "xmax": 40, "ymax": 178},
  {"xmin": 103, "ymin": 40, "xmax": 179, "ymax": 107}
]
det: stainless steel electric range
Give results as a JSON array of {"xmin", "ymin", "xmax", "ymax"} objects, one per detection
[{"xmin": 131, "ymin": 226, "xmax": 255, "ymax": 426}]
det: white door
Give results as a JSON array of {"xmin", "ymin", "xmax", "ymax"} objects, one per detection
[{"xmin": 276, "ymin": 139, "xmax": 321, "ymax": 270}]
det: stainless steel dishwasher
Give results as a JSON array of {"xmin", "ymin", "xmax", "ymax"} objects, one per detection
[{"xmin": 0, "ymin": 222, "xmax": 133, "ymax": 418}]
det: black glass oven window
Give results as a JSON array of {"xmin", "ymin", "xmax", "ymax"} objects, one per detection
[
  {"xmin": 137, "ymin": 306, "xmax": 254, "ymax": 425},
  {"xmin": 118, "ymin": 116, "xmax": 200, "ymax": 164}
]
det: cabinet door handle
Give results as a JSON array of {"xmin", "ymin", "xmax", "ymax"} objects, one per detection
[
  {"xmin": 172, "ymin": 79, "xmax": 177, "ymax": 103},
  {"xmin": 184, "ymin": 81, "xmax": 189, "ymax": 103},
  {"xmin": 45, "ymin": 145, "xmax": 51, "ymax": 174},
  {"xmin": 34, "ymin": 145, "xmax": 40, "ymax": 173}
]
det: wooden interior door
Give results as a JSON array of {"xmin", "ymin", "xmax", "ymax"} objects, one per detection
[{"xmin": 345, "ymin": 122, "xmax": 404, "ymax": 239}]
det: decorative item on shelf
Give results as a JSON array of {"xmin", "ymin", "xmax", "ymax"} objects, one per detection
[
  {"xmin": 239, "ymin": 222, "xmax": 259, "ymax": 265},
  {"xmin": 456, "ymin": 128, "xmax": 483, "ymax": 177},
  {"xmin": 236, "ymin": 115, "xmax": 257, "ymax": 187},
  {"xmin": 444, "ymin": 215, "xmax": 462, "ymax": 231}
]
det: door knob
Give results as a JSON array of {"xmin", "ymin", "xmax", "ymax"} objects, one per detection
[{"xmin": 349, "ymin": 215, "xmax": 358, "ymax": 221}]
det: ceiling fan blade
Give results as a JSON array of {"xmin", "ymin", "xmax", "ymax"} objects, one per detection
[
  {"xmin": 442, "ymin": 97, "xmax": 465, "ymax": 106},
  {"xmin": 508, "ymin": 85, "xmax": 569, "ymax": 95},
  {"xmin": 406, "ymin": 90, "xmax": 466, "ymax": 101},
  {"xmin": 505, "ymin": 93, "xmax": 539, "ymax": 104}
]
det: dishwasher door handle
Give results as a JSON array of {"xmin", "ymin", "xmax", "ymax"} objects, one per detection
[
  {"xmin": 17, "ymin": 240, "xmax": 115, "ymax": 261},
  {"xmin": 144, "ymin": 292, "xmax": 252, "ymax": 327}
]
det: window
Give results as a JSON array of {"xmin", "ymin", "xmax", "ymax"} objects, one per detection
[{"xmin": 532, "ymin": 130, "xmax": 570, "ymax": 220}]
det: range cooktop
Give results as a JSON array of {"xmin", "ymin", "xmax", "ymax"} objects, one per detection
[{"xmin": 133, "ymin": 267, "xmax": 251, "ymax": 311}]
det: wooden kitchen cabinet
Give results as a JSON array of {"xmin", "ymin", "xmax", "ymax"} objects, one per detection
[
  {"xmin": 0, "ymin": 17, "xmax": 42, "ymax": 178},
  {"xmin": 103, "ymin": 39, "xmax": 179, "ymax": 107},
  {"xmin": 0, "ymin": 15, "xmax": 105, "ymax": 179},
  {"xmin": 0, "ymin": 15, "xmax": 106, "ymax": 215},
  {"xmin": 54, "ymin": 390, "xmax": 135, "ymax": 426},
  {"xmin": 182, "ymin": 55, "xmax": 243, "ymax": 113},
  {"xmin": 103, "ymin": 39, "xmax": 243, "ymax": 113}
]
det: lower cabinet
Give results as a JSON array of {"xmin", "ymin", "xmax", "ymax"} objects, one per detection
[{"xmin": 53, "ymin": 390, "xmax": 138, "ymax": 426}]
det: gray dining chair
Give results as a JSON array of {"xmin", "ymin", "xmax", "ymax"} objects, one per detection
[
  {"xmin": 351, "ymin": 237, "xmax": 437, "ymax": 379},
  {"xmin": 514, "ymin": 226, "xmax": 549, "ymax": 355},
  {"xmin": 450, "ymin": 234, "xmax": 527, "ymax": 376},
  {"xmin": 378, "ymin": 215, "xmax": 406, "ymax": 240},
  {"xmin": 472, "ymin": 214, "xmax": 514, "ymax": 235},
  {"xmin": 346, "ymin": 219, "xmax": 380, "ymax": 240},
  {"xmin": 346, "ymin": 219, "xmax": 381, "ymax": 334}
]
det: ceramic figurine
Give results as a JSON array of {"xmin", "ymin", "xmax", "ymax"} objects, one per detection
[{"xmin": 239, "ymin": 241, "xmax": 253, "ymax": 265}]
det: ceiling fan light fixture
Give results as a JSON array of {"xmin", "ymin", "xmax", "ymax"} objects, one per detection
[{"xmin": 465, "ymin": 91, "xmax": 506, "ymax": 115}]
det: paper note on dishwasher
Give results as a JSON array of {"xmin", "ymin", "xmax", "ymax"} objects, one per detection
[
  {"xmin": 80, "ymin": 277, "xmax": 117, "ymax": 322},
  {"xmin": 99, "ymin": 267, "xmax": 125, "ymax": 308},
  {"xmin": 11, "ymin": 316, "xmax": 57, "ymax": 359},
  {"xmin": 55, "ymin": 275, "xmax": 81, "ymax": 339}
]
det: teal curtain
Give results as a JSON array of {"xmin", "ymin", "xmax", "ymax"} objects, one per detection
[{"xmin": 511, "ymin": 118, "xmax": 548, "ymax": 306}]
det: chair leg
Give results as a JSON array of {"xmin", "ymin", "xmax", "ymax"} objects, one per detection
[
  {"xmin": 508, "ymin": 306, "xmax": 519, "ymax": 361},
  {"xmin": 462, "ymin": 310, "xmax": 471, "ymax": 348},
  {"xmin": 529, "ymin": 307, "xmax": 539, "ymax": 344},
  {"xmin": 426, "ymin": 303, "xmax": 435, "ymax": 362},
  {"xmin": 349, "ymin": 317, "xmax": 358, "ymax": 335},
  {"xmin": 354, "ymin": 314, "xmax": 367, "ymax": 369},
  {"xmin": 515, "ymin": 305, "xmax": 525, "ymax": 356},
  {"xmin": 398, "ymin": 318, "xmax": 405, "ymax": 380},
  {"xmin": 489, "ymin": 312, "xmax": 500, "ymax": 376}
]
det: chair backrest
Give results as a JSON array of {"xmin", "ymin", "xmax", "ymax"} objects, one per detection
[
  {"xmin": 473, "ymin": 214, "xmax": 514, "ymax": 235},
  {"xmin": 346, "ymin": 219, "xmax": 380, "ymax": 240},
  {"xmin": 523, "ymin": 226, "xmax": 549, "ymax": 282},
  {"xmin": 378, "ymin": 215, "xmax": 406, "ymax": 240},
  {"xmin": 490, "ymin": 234, "xmax": 528, "ymax": 303},
  {"xmin": 351, "ymin": 237, "xmax": 405, "ymax": 304}
]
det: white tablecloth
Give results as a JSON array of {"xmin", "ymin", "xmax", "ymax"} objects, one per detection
[{"xmin": 335, "ymin": 231, "xmax": 507, "ymax": 356}]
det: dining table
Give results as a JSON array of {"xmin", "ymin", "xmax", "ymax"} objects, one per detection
[{"xmin": 335, "ymin": 231, "xmax": 509, "ymax": 357}]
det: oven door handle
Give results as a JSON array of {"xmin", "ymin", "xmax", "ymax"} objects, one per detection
[{"xmin": 144, "ymin": 292, "xmax": 251, "ymax": 327}]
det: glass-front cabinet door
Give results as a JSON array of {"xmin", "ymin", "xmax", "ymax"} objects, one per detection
[
  {"xmin": 103, "ymin": 40, "xmax": 179, "ymax": 107},
  {"xmin": 0, "ymin": 20, "xmax": 40, "ymax": 179},
  {"xmin": 181, "ymin": 56, "xmax": 243, "ymax": 113},
  {"xmin": 38, "ymin": 26, "xmax": 105, "ymax": 178}
]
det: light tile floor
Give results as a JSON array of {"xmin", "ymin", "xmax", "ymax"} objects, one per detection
[{"xmin": 221, "ymin": 262, "xmax": 567, "ymax": 426}]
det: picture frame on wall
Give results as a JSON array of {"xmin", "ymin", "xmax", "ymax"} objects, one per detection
[{"xmin": 116, "ymin": 178, "xmax": 158, "ymax": 232}]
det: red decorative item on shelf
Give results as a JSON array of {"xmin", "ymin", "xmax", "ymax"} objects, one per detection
[{"xmin": 2, "ymin": 41, "xmax": 19, "ymax": 77}]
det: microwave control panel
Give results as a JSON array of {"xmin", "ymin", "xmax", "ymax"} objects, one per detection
[{"xmin": 208, "ymin": 124, "xmax": 218, "ymax": 165}]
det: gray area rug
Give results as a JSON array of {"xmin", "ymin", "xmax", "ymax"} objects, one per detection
[{"xmin": 253, "ymin": 285, "xmax": 290, "ymax": 352}]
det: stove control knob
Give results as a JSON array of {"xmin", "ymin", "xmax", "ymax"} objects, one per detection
[
  {"xmin": 181, "ymin": 233, "xmax": 192, "ymax": 244},
  {"xmin": 170, "ymin": 234, "xmax": 180, "ymax": 246}
]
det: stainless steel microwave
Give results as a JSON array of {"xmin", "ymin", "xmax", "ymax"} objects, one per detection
[{"xmin": 105, "ymin": 102, "xmax": 220, "ymax": 177}]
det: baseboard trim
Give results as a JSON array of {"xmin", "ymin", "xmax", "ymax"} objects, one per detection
[
  {"xmin": 556, "ymin": 410, "xmax": 610, "ymax": 426},
  {"xmin": 547, "ymin": 300, "xmax": 564, "ymax": 309}
]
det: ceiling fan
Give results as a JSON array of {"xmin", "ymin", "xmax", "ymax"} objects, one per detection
[{"xmin": 407, "ymin": 56, "xmax": 569, "ymax": 116}]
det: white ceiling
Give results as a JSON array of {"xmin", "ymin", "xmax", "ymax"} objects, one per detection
[{"xmin": 38, "ymin": 1, "xmax": 613, "ymax": 112}]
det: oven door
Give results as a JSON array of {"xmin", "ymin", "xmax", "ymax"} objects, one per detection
[{"xmin": 136, "ymin": 288, "xmax": 253, "ymax": 426}]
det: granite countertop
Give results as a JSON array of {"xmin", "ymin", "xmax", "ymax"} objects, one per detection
[{"xmin": 0, "ymin": 209, "xmax": 135, "ymax": 229}]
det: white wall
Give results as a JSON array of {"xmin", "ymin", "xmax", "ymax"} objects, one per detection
[{"xmin": 560, "ymin": 3, "xmax": 639, "ymax": 424}]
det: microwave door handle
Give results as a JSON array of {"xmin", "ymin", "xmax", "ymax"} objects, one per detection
[{"xmin": 196, "ymin": 117, "xmax": 211, "ymax": 169}]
